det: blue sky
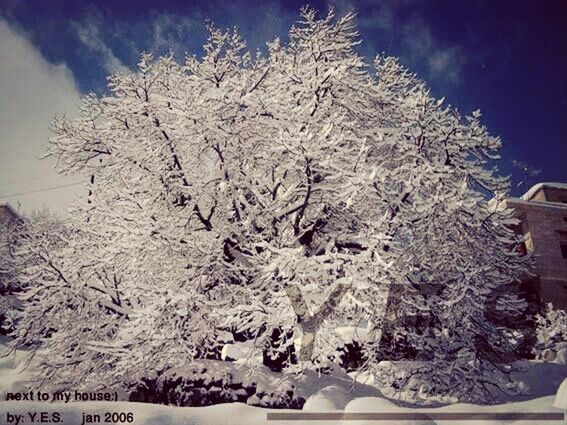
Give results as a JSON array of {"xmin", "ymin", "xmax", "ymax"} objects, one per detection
[{"xmin": 0, "ymin": 0, "xmax": 566, "ymax": 213}]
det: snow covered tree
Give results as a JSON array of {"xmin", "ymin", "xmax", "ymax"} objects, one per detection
[
  {"xmin": 15, "ymin": 7, "xmax": 530, "ymax": 401},
  {"xmin": 534, "ymin": 303, "xmax": 567, "ymax": 354},
  {"xmin": 2, "ymin": 209, "xmax": 68, "ymax": 335}
]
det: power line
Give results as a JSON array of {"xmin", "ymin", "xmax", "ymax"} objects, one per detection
[
  {"xmin": 0, "ymin": 182, "xmax": 82, "ymax": 199},
  {"xmin": 1, "ymin": 174, "xmax": 62, "ymax": 186}
]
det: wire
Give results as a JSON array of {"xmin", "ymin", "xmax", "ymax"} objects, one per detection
[{"xmin": 0, "ymin": 182, "xmax": 82, "ymax": 199}]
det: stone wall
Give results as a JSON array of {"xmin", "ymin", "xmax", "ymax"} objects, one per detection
[
  {"xmin": 506, "ymin": 193, "xmax": 567, "ymax": 310},
  {"xmin": 536, "ymin": 187, "xmax": 567, "ymax": 204}
]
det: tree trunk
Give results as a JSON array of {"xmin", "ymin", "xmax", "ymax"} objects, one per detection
[
  {"xmin": 286, "ymin": 281, "xmax": 352, "ymax": 362},
  {"xmin": 296, "ymin": 318, "xmax": 318, "ymax": 362}
]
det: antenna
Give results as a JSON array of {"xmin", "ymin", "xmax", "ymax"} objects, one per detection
[{"xmin": 511, "ymin": 160, "xmax": 542, "ymax": 193}]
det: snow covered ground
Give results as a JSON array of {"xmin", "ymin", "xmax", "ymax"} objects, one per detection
[
  {"xmin": 0, "ymin": 336, "xmax": 37, "ymax": 395},
  {"xmin": 1, "ymin": 337, "xmax": 566, "ymax": 425},
  {"xmin": 0, "ymin": 396, "xmax": 564, "ymax": 425}
]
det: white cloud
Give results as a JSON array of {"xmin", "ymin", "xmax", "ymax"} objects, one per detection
[
  {"xmin": 72, "ymin": 9, "xmax": 199, "ymax": 71},
  {"xmin": 150, "ymin": 12, "xmax": 200, "ymax": 54},
  {"xmin": 75, "ymin": 17, "xmax": 129, "ymax": 74},
  {"xmin": 0, "ymin": 19, "xmax": 81, "ymax": 215},
  {"xmin": 401, "ymin": 17, "xmax": 466, "ymax": 84},
  {"xmin": 330, "ymin": 0, "xmax": 467, "ymax": 85},
  {"xmin": 427, "ymin": 47, "xmax": 465, "ymax": 82}
]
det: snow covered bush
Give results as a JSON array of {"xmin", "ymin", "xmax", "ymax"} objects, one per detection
[
  {"xmin": 127, "ymin": 360, "xmax": 305, "ymax": 408},
  {"xmin": 13, "ymin": 7, "xmax": 530, "ymax": 403},
  {"xmin": 534, "ymin": 303, "xmax": 567, "ymax": 355}
]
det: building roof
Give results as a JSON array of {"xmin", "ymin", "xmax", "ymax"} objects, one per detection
[
  {"xmin": 521, "ymin": 182, "xmax": 567, "ymax": 201},
  {"xmin": 506, "ymin": 197, "xmax": 567, "ymax": 211},
  {"xmin": 0, "ymin": 203, "xmax": 20, "ymax": 219}
]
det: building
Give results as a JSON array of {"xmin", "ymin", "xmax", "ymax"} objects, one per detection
[
  {"xmin": 0, "ymin": 203, "xmax": 21, "ymax": 257},
  {"xmin": 0, "ymin": 203, "xmax": 20, "ymax": 227},
  {"xmin": 504, "ymin": 183, "xmax": 567, "ymax": 310}
]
